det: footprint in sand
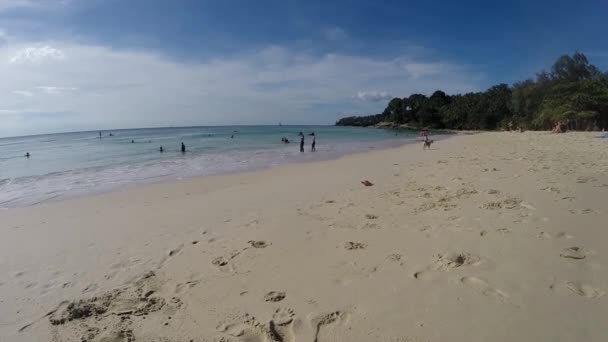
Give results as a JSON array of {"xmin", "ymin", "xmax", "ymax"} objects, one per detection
[
  {"xmin": 168, "ymin": 245, "xmax": 183, "ymax": 257},
  {"xmin": 460, "ymin": 276, "xmax": 508, "ymax": 302},
  {"xmin": 433, "ymin": 253, "xmax": 481, "ymax": 270},
  {"xmin": 310, "ymin": 311, "xmax": 350, "ymax": 342},
  {"xmin": 576, "ymin": 176, "xmax": 596, "ymax": 183},
  {"xmin": 552, "ymin": 281, "xmax": 605, "ymax": 299},
  {"xmin": 361, "ymin": 222, "xmax": 380, "ymax": 230},
  {"xmin": 94, "ymin": 328, "xmax": 134, "ymax": 342},
  {"xmin": 386, "ymin": 253, "xmax": 404, "ymax": 264},
  {"xmin": 264, "ymin": 291, "xmax": 286, "ymax": 302},
  {"xmin": 269, "ymin": 308, "xmax": 296, "ymax": 342},
  {"xmin": 218, "ymin": 316, "xmax": 272, "ymax": 342},
  {"xmin": 565, "ymin": 282, "xmax": 605, "ymax": 299},
  {"xmin": 212, "ymin": 256, "xmax": 234, "ymax": 272},
  {"xmin": 48, "ymin": 271, "xmax": 173, "ymax": 341},
  {"xmin": 174, "ymin": 279, "xmax": 200, "ymax": 294},
  {"xmin": 156, "ymin": 244, "xmax": 184, "ymax": 269},
  {"xmin": 218, "ymin": 309, "xmax": 297, "ymax": 342},
  {"xmin": 365, "ymin": 214, "xmax": 378, "ymax": 220},
  {"xmin": 560, "ymin": 247, "xmax": 586, "ymax": 260},
  {"xmin": 556, "ymin": 234, "xmax": 574, "ymax": 242},
  {"xmin": 343, "ymin": 242, "xmax": 367, "ymax": 250},
  {"xmin": 414, "ymin": 252, "xmax": 481, "ymax": 280},
  {"xmin": 569, "ymin": 208, "xmax": 595, "ymax": 215},
  {"xmin": 482, "ymin": 197, "xmax": 523, "ymax": 210},
  {"xmin": 212, "ymin": 256, "xmax": 229, "ymax": 267},
  {"xmin": 249, "ymin": 240, "xmax": 270, "ymax": 249}
]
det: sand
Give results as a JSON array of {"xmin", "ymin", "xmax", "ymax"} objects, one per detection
[{"xmin": 1, "ymin": 131, "xmax": 607, "ymax": 342}]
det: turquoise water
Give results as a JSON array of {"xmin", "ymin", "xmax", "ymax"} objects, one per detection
[{"xmin": 0, "ymin": 126, "xmax": 419, "ymax": 207}]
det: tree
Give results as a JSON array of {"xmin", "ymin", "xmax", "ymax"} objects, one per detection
[
  {"xmin": 336, "ymin": 51, "xmax": 608, "ymax": 131},
  {"xmin": 535, "ymin": 78, "xmax": 608, "ymax": 129},
  {"xmin": 550, "ymin": 52, "xmax": 600, "ymax": 82},
  {"xmin": 382, "ymin": 98, "xmax": 405, "ymax": 123}
]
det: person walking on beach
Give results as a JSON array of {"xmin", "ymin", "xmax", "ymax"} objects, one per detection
[
  {"xmin": 299, "ymin": 132, "xmax": 304, "ymax": 152},
  {"xmin": 311, "ymin": 132, "xmax": 316, "ymax": 152},
  {"xmin": 181, "ymin": 142, "xmax": 186, "ymax": 153}
]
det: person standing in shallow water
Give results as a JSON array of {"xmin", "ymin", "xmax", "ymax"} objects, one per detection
[
  {"xmin": 181, "ymin": 142, "xmax": 186, "ymax": 153},
  {"xmin": 311, "ymin": 132, "xmax": 316, "ymax": 152},
  {"xmin": 298, "ymin": 132, "xmax": 304, "ymax": 152}
]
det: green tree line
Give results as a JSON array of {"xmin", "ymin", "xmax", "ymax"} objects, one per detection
[{"xmin": 336, "ymin": 52, "xmax": 608, "ymax": 130}]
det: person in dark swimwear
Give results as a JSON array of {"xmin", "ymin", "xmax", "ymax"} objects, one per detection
[
  {"xmin": 131, "ymin": 139, "xmax": 135, "ymax": 143},
  {"xmin": 25, "ymin": 152, "xmax": 30, "ymax": 158},
  {"xmin": 160, "ymin": 146, "xmax": 164, "ymax": 153},
  {"xmin": 311, "ymin": 132, "xmax": 316, "ymax": 152},
  {"xmin": 299, "ymin": 132, "xmax": 304, "ymax": 152},
  {"xmin": 181, "ymin": 142, "xmax": 186, "ymax": 153}
]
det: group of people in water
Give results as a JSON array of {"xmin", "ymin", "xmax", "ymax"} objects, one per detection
[
  {"xmin": 158, "ymin": 142, "xmax": 186, "ymax": 153},
  {"xmin": 25, "ymin": 131, "xmax": 318, "ymax": 159},
  {"xmin": 282, "ymin": 132, "xmax": 316, "ymax": 152}
]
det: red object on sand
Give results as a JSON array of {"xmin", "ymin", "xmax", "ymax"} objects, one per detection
[{"xmin": 361, "ymin": 180, "xmax": 374, "ymax": 186}]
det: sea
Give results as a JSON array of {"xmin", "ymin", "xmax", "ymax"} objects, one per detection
[{"xmin": 0, "ymin": 126, "xmax": 421, "ymax": 208}]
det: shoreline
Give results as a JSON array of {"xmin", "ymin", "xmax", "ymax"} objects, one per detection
[
  {"xmin": 1, "ymin": 132, "xmax": 438, "ymax": 209},
  {"xmin": 1, "ymin": 131, "xmax": 607, "ymax": 341}
]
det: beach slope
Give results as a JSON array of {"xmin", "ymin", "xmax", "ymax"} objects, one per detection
[{"xmin": 1, "ymin": 132, "xmax": 607, "ymax": 342}]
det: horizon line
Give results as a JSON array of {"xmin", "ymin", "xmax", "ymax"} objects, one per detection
[{"xmin": 0, "ymin": 124, "xmax": 339, "ymax": 140}]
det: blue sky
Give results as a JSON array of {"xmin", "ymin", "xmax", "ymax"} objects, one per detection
[{"xmin": 1, "ymin": 0, "xmax": 607, "ymax": 137}]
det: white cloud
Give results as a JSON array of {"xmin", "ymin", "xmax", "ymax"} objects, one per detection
[
  {"xmin": 324, "ymin": 27, "xmax": 348, "ymax": 41},
  {"xmin": 0, "ymin": 0, "xmax": 40, "ymax": 11},
  {"xmin": 12, "ymin": 90, "xmax": 33, "ymax": 96},
  {"xmin": 35, "ymin": 86, "xmax": 78, "ymax": 94},
  {"xmin": 9, "ymin": 46, "xmax": 65, "ymax": 64},
  {"xmin": 354, "ymin": 91, "xmax": 393, "ymax": 102},
  {"xmin": 0, "ymin": 40, "xmax": 481, "ymax": 137},
  {"xmin": 0, "ymin": 0, "xmax": 68, "ymax": 11}
]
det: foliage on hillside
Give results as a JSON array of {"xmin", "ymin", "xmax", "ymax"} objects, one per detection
[{"xmin": 336, "ymin": 52, "xmax": 608, "ymax": 130}]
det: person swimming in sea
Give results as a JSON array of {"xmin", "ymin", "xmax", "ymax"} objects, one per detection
[
  {"xmin": 25, "ymin": 152, "xmax": 30, "ymax": 158},
  {"xmin": 131, "ymin": 139, "xmax": 135, "ymax": 143},
  {"xmin": 159, "ymin": 146, "xmax": 164, "ymax": 153},
  {"xmin": 181, "ymin": 142, "xmax": 186, "ymax": 153}
]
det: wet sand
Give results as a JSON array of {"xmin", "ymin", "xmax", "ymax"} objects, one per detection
[{"xmin": 1, "ymin": 131, "xmax": 607, "ymax": 341}]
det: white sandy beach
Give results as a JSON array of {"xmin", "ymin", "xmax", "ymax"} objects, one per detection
[{"xmin": 1, "ymin": 131, "xmax": 607, "ymax": 342}]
